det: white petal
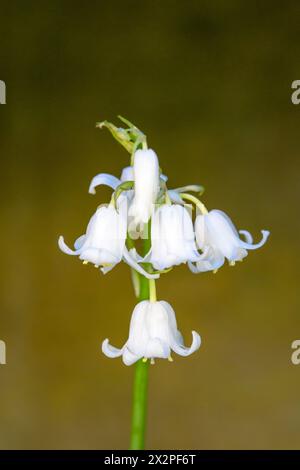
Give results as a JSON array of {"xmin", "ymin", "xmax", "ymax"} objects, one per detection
[
  {"xmin": 102, "ymin": 339, "xmax": 123, "ymax": 358},
  {"xmin": 58, "ymin": 235, "xmax": 81, "ymax": 255},
  {"xmin": 159, "ymin": 301, "xmax": 179, "ymax": 337},
  {"xmin": 120, "ymin": 166, "xmax": 134, "ymax": 182},
  {"xmin": 122, "ymin": 347, "xmax": 140, "ymax": 366},
  {"xmin": 144, "ymin": 338, "xmax": 170, "ymax": 359},
  {"xmin": 141, "ymin": 248, "xmax": 152, "ymax": 263},
  {"xmin": 129, "ymin": 149, "xmax": 160, "ymax": 224},
  {"xmin": 187, "ymin": 261, "xmax": 201, "ymax": 274},
  {"xmin": 121, "ymin": 166, "xmax": 166, "ymax": 184},
  {"xmin": 79, "ymin": 205, "xmax": 126, "ymax": 265},
  {"xmin": 188, "ymin": 246, "xmax": 225, "ymax": 273},
  {"xmin": 168, "ymin": 190, "xmax": 183, "ymax": 204},
  {"xmin": 100, "ymin": 263, "xmax": 117, "ymax": 275},
  {"xmin": 239, "ymin": 230, "xmax": 270, "ymax": 250},
  {"xmin": 204, "ymin": 210, "xmax": 244, "ymax": 260},
  {"xmin": 80, "ymin": 247, "xmax": 120, "ymax": 266},
  {"xmin": 150, "ymin": 204, "xmax": 199, "ymax": 269},
  {"xmin": 74, "ymin": 235, "xmax": 86, "ymax": 250},
  {"xmin": 88, "ymin": 173, "xmax": 121, "ymax": 194},
  {"xmin": 127, "ymin": 301, "xmax": 150, "ymax": 355},
  {"xmin": 210, "ymin": 210, "xmax": 240, "ymax": 237},
  {"xmin": 171, "ymin": 330, "xmax": 201, "ymax": 356},
  {"xmin": 123, "ymin": 247, "xmax": 159, "ymax": 279},
  {"xmin": 129, "ymin": 247, "xmax": 144, "ymax": 263},
  {"xmin": 195, "ymin": 215, "xmax": 206, "ymax": 249},
  {"xmin": 239, "ymin": 230, "xmax": 253, "ymax": 244}
]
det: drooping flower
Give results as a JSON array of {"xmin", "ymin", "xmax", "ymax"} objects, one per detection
[
  {"xmin": 58, "ymin": 198, "xmax": 159, "ymax": 279},
  {"xmin": 189, "ymin": 209, "xmax": 270, "ymax": 273},
  {"xmin": 102, "ymin": 300, "xmax": 201, "ymax": 365},
  {"xmin": 145, "ymin": 204, "xmax": 203, "ymax": 270},
  {"xmin": 129, "ymin": 149, "xmax": 160, "ymax": 225}
]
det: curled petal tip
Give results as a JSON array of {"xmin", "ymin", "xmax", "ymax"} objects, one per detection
[
  {"xmin": 191, "ymin": 330, "xmax": 202, "ymax": 352},
  {"xmin": 240, "ymin": 229, "xmax": 270, "ymax": 250},
  {"xmin": 262, "ymin": 230, "xmax": 270, "ymax": 238},
  {"xmin": 58, "ymin": 235, "xmax": 80, "ymax": 255},
  {"xmin": 101, "ymin": 339, "xmax": 123, "ymax": 358},
  {"xmin": 88, "ymin": 186, "xmax": 96, "ymax": 195},
  {"xmin": 259, "ymin": 230, "xmax": 270, "ymax": 247},
  {"xmin": 172, "ymin": 330, "xmax": 201, "ymax": 357},
  {"xmin": 88, "ymin": 173, "xmax": 121, "ymax": 195}
]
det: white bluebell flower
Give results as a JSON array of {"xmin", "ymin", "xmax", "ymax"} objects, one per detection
[
  {"xmin": 102, "ymin": 300, "xmax": 201, "ymax": 365},
  {"xmin": 189, "ymin": 209, "xmax": 270, "ymax": 273}
]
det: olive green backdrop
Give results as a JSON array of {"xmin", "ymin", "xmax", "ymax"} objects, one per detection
[{"xmin": 0, "ymin": 0, "xmax": 299, "ymax": 449}]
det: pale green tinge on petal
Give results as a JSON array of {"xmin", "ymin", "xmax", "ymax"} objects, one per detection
[
  {"xmin": 173, "ymin": 184, "xmax": 205, "ymax": 195},
  {"xmin": 120, "ymin": 166, "xmax": 134, "ymax": 182},
  {"xmin": 113, "ymin": 180, "xmax": 134, "ymax": 204},
  {"xmin": 129, "ymin": 247, "xmax": 144, "ymax": 263},
  {"xmin": 168, "ymin": 185, "xmax": 204, "ymax": 204},
  {"xmin": 100, "ymin": 264, "xmax": 117, "ymax": 275},
  {"xmin": 130, "ymin": 268, "xmax": 140, "ymax": 297}
]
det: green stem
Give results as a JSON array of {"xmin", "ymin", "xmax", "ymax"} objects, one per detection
[
  {"xmin": 149, "ymin": 279, "xmax": 157, "ymax": 303},
  {"xmin": 130, "ymin": 224, "xmax": 151, "ymax": 450},
  {"xmin": 180, "ymin": 192, "xmax": 208, "ymax": 214}
]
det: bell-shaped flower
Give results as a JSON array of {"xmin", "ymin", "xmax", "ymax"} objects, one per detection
[
  {"xmin": 189, "ymin": 209, "xmax": 269, "ymax": 273},
  {"xmin": 129, "ymin": 149, "xmax": 160, "ymax": 225},
  {"xmin": 102, "ymin": 300, "xmax": 201, "ymax": 365},
  {"xmin": 146, "ymin": 204, "xmax": 202, "ymax": 270},
  {"xmin": 58, "ymin": 199, "xmax": 159, "ymax": 279}
]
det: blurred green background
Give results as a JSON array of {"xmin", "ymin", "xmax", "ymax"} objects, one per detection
[{"xmin": 0, "ymin": 0, "xmax": 299, "ymax": 449}]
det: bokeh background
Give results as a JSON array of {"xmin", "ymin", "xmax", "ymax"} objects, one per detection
[{"xmin": 0, "ymin": 0, "xmax": 299, "ymax": 449}]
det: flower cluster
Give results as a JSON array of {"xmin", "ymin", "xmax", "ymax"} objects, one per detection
[{"xmin": 59, "ymin": 118, "xmax": 269, "ymax": 366}]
